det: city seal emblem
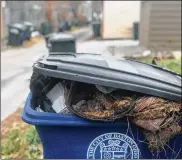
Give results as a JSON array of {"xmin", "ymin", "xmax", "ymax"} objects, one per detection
[{"xmin": 87, "ymin": 132, "xmax": 140, "ymax": 159}]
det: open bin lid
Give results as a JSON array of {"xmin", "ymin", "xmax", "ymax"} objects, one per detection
[
  {"xmin": 34, "ymin": 53, "xmax": 181, "ymax": 102},
  {"xmin": 10, "ymin": 23, "xmax": 26, "ymax": 30}
]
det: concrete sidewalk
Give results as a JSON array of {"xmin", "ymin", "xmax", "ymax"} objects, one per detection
[{"xmin": 77, "ymin": 39, "xmax": 147, "ymax": 58}]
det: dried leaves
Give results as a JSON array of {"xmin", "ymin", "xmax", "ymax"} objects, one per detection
[
  {"xmin": 132, "ymin": 96, "xmax": 181, "ymax": 152},
  {"xmin": 72, "ymin": 91, "xmax": 134, "ymax": 121},
  {"xmin": 69, "ymin": 86, "xmax": 182, "ymax": 153},
  {"xmin": 133, "ymin": 97, "xmax": 181, "ymax": 130},
  {"xmin": 144, "ymin": 123, "xmax": 182, "ymax": 153}
]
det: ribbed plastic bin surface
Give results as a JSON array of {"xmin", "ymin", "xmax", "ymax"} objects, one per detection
[{"xmin": 22, "ymin": 93, "xmax": 182, "ymax": 159}]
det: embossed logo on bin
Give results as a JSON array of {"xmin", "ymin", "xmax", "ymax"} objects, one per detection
[{"xmin": 87, "ymin": 132, "xmax": 140, "ymax": 159}]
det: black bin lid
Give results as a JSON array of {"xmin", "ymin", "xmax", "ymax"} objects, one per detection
[
  {"xmin": 34, "ymin": 53, "xmax": 181, "ymax": 102},
  {"xmin": 49, "ymin": 33, "xmax": 75, "ymax": 43},
  {"xmin": 44, "ymin": 32, "xmax": 58, "ymax": 39},
  {"xmin": 10, "ymin": 23, "xmax": 26, "ymax": 30},
  {"xmin": 23, "ymin": 21, "xmax": 33, "ymax": 26}
]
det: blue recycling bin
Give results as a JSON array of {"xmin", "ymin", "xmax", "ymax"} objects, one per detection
[{"xmin": 22, "ymin": 93, "xmax": 182, "ymax": 159}]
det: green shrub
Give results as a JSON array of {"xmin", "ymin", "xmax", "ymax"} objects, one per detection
[
  {"xmin": 1, "ymin": 126, "xmax": 42, "ymax": 159},
  {"xmin": 140, "ymin": 58, "xmax": 181, "ymax": 74}
]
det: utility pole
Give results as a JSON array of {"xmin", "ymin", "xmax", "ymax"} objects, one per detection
[{"xmin": 47, "ymin": 0, "xmax": 52, "ymax": 22}]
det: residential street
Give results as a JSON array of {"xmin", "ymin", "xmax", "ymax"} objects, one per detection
[
  {"xmin": 1, "ymin": 25, "xmax": 143, "ymax": 121},
  {"xmin": 1, "ymin": 26, "xmax": 93, "ymax": 121}
]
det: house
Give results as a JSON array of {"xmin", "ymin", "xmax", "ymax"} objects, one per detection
[
  {"xmin": 139, "ymin": 1, "xmax": 181, "ymax": 51},
  {"xmin": 102, "ymin": 1, "xmax": 140, "ymax": 39}
]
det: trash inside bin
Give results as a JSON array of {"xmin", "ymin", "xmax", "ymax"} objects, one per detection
[
  {"xmin": 8, "ymin": 23, "xmax": 26, "ymax": 46},
  {"xmin": 22, "ymin": 53, "xmax": 182, "ymax": 159},
  {"xmin": 48, "ymin": 33, "xmax": 76, "ymax": 52}
]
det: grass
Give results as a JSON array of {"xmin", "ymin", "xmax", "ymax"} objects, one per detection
[
  {"xmin": 1, "ymin": 125, "xmax": 43, "ymax": 159},
  {"xmin": 139, "ymin": 57, "xmax": 181, "ymax": 75},
  {"xmin": 1, "ymin": 108, "xmax": 43, "ymax": 159}
]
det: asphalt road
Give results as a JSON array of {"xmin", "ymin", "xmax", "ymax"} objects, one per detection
[{"xmin": 1, "ymin": 26, "xmax": 93, "ymax": 121}]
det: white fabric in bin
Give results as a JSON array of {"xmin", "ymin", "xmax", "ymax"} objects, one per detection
[{"xmin": 46, "ymin": 82, "xmax": 67, "ymax": 113}]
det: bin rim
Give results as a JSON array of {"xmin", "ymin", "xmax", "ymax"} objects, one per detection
[{"xmin": 22, "ymin": 92, "xmax": 129, "ymax": 127}]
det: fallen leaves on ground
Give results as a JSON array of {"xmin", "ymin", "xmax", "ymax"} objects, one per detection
[{"xmin": 1, "ymin": 107, "xmax": 43, "ymax": 159}]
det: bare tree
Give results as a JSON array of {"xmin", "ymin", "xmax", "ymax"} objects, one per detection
[{"xmin": 70, "ymin": 1, "xmax": 84, "ymax": 18}]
